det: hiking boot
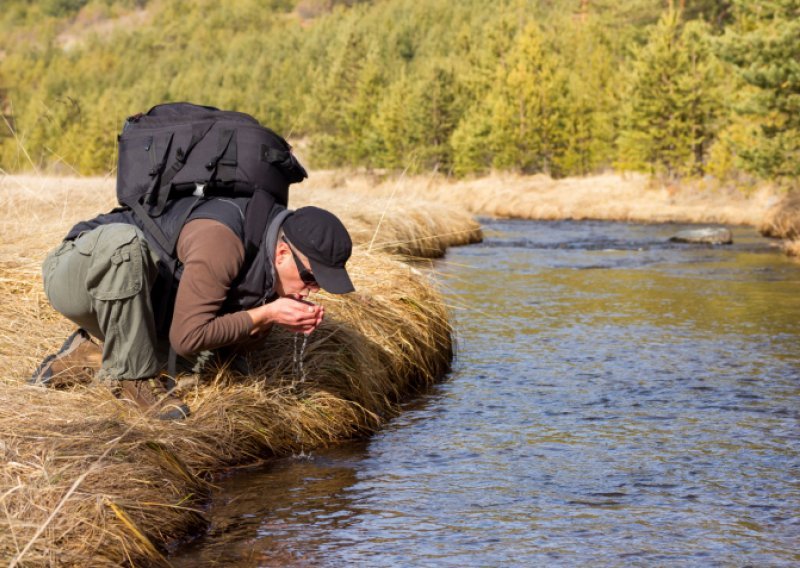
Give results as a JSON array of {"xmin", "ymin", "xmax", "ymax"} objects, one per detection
[
  {"xmin": 115, "ymin": 376, "xmax": 191, "ymax": 421},
  {"xmin": 30, "ymin": 329, "xmax": 102, "ymax": 388}
]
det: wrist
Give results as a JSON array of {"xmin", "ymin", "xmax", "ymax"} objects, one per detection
[{"xmin": 248, "ymin": 303, "xmax": 274, "ymax": 328}]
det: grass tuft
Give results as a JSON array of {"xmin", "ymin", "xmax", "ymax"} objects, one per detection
[{"xmin": 760, "ymin": 192, "xmax": 800, "ymax": 240}]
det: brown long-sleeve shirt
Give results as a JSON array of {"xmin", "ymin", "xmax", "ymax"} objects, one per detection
[{"xmin": 169, "ymin": 219, "xmax": 254, "ymax": 358}]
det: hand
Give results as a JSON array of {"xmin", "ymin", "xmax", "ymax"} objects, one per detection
[{"xmin": 247, "ymin": 296, "xmax": 324, "ymax": 336}]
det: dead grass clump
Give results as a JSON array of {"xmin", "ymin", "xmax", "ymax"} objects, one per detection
[
  {"xmin": 760, "ymin": 192, "xmax": 800, "ymax": 239},
  {"xmin": 294, "ymin": 189, "xmax": 483, "ymax": 258},
  {"xmin": 0, "ymin": 386, "xmax": 208, "ymax": 566},
  {"xmin": 783, "ymin": 238, "xmax": 800, "ymax": 258}
]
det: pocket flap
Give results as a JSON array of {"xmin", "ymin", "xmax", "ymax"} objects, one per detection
[{"xmin": 85, "ymin": 225, "xmax": 145, "ymax": 301}]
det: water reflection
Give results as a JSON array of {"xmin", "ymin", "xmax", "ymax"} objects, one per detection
[
  {"xmin": 173, "ymin": 220, "xmax": 800, "ymax": 566},
  {"xmin": 172, "ymin": 445, "xmax": 369, "ymax": 566}
]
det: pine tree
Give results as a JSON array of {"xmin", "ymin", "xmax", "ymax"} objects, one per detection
[
  {"xmin": 617, "ymin": 9, "xmax": 722, "ymax": 177},
  {"xmin": 371, "ymin": 74, "xmax": 415, "ymax": 169},
  {"xmin": 408, "ymin": 63, "xmax": 461, "ymax": 171},
  {"xmin": 301, "ymin": 10, "xmax": 384, "ymax": 167},
  {"xmin": 486, "ymin": 23, "xmax": 567, "ymax": 175},
  {"xmin": 554, "ymin": 18, "xmax": 619, "ymax": 175},
  {"xmin": 345, "ymin": 53, "xmax": 387, "ymax": 165},
  {"xmin": 450, "ymin": 107, "xmax": 494, "ymax": 176},
  {"xmin": 0, "ymin": 0, "xmax": 756, "ymax": 177},
  {"xmin": 450, "ymin": 10, "xmax": 520, "ymax": 175},
  {"xmin": 717, "ymin": 0, "xmax": 800, "ymax": 182}
]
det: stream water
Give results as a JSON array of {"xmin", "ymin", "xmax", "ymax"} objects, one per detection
[{"xmin": 173, "ymin": 219, "xmax": 800, "ymax": 566}]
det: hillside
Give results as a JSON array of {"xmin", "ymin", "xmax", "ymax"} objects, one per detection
[{"xmin": 0, "ymin": 0, "xmax": 797, "ymax": 186}]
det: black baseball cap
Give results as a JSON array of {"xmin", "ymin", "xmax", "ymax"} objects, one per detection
[{"xmin": 282, "ymin": 206, "xmax": 355, "ymax": 294}]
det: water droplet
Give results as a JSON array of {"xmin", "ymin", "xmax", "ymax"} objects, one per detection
[{"xmin": 293, "ymin": 332, "xmax": 309, "ymax": 385}]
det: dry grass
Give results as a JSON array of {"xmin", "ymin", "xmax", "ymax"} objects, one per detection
[
  {"xmin": 305, "ymin": 170, "xmax": 781, "ymax": 227},
  {"xmin": 783, "ymin": 239, "xmax": 800, "ymax": 257},
  {"xmin": 0, "ymin": 174, "xmax": 460, "ymax": 566},
  {"xmin": 760, "ymin": 192, "xmax": 800, "ymax": 240},
  {"xmin": 294, "ymin": 186, "xmax": 482, "ymax": 258}
]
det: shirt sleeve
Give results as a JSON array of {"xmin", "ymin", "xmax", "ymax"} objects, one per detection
[{"xmin": 169, "ymin": 219, "xmax": 254, "ymax": 358}]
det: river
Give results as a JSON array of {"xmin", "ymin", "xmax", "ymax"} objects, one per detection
[{"xmin": 173, "ymin": 219, "xmax": 800, "ymax": 566}]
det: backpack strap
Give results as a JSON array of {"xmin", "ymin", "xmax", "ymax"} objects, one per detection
[
  {"xmin": 128, "ymin": 194, "xmax": 204, "ymax": 257},
  {"xmin": 147, "ymin": 132, "xmax": 173, "ymax": 177},
  {"xmin": 153, "ymin": 121, "xmax": 215, "ymax": 215},
  {"xmin": 264, "ymin": 207, "xmax": 294, "ymax": 287},
  {"xmin": 128, "ymin": 199, "xmax": 173, "ymax": 254},
  {"xmin": 243, "ymin": 188, "xmax": 278, "ymax": 262},
  {"xmin": 142, "ymin": 132, "xmax": 174, "ymax": 209},
  {"xmin": 205, "ymin": 129, "xmax": 236, "ymax": 179}
]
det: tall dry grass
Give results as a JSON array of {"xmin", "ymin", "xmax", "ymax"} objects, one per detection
[
  {"xmin": 305, "ymin": 170, "xmax": 781, "ymax": 227},
  {"xmin": 294, "ymin": 186, "xmax": 482, "ymax": 258},
  {"xmin": 783, "ymin": 239, "xmax": 800, "ymax": 257},
  {"xmin": 759, "ymin": 192, "xmax": 800, "ymax": 240},
  {"xmin": 0, "ymin": 175, "xmax": 465, "ymax": 566}
]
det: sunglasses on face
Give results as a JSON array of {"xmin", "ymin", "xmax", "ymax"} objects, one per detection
[{"xmin": 282, "ymin": 236, "xmax": 318, "ymax": 287}]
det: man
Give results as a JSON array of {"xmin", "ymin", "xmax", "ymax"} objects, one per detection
[{"xmin": 31, "ymin": 199, "xmax": 355, "ymax": 420}]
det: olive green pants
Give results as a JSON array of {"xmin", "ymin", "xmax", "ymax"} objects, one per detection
[{"xmin": 42, "ymin": 224, "xmax": 164, "ymax": 380}]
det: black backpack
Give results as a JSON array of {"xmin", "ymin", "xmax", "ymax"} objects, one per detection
[{"xmin": 116, "ymin": 102, "xmax": 307, "ymax": 261}]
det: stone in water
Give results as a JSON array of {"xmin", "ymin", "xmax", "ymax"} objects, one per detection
[{"xmin": 670, "ymin": 227, "xmax": 733, "ymax": 245}]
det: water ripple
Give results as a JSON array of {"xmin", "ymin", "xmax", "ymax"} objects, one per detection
[{"xmin": 172, "ymin": 220, "xmax": 800, "ymax": 567}]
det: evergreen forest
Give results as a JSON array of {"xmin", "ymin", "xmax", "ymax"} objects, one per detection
[{"xmin": 0, "ymin": 0, "xmax": 797, "ymax": 186}]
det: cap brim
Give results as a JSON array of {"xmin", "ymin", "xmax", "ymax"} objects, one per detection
[{"xmin": 308, "ymin": 258, "xmax": 355, "ymax": 294}]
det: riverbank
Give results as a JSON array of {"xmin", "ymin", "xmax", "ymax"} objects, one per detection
[
  {"xmin": 305, "ymin": 170, "xmax": 782, "ymax": 227},
  {"xmin": 306, "ymin": 169, "xmax": 800, "ymax": 257},
  {"xmin": 0, "ymin": 175, "xmax": 475, "ymax": 565},
  {"xmin": 760, "ymin": 192, "xmax": 800, "ymax": 258}
]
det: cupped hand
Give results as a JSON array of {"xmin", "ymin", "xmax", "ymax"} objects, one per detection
[{"xmin": 248, "ymin": 296, "xmax": 324, "ymax": 336}]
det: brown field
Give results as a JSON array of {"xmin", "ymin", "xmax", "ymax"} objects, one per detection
[
  {"xmin": 305, "ymin": 170, "xmax": 782, "ymax": 227},
  {"xmin": 0, "ymin": 175, "xmax": 475, "ymax": 566}
]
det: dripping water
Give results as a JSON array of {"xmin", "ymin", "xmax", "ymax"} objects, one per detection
[{"xmin": 292, "ymin": 332, "xmax": 309, "ymax": 384}]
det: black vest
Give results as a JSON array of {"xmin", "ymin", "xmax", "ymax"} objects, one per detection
[{"xmin": 65, "ymin": 196, "xmax": 285, "ymax": 335}]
